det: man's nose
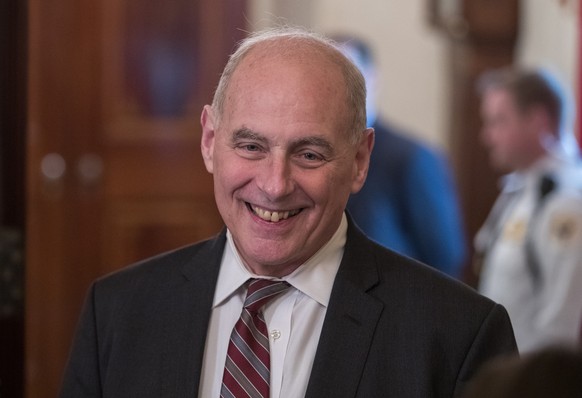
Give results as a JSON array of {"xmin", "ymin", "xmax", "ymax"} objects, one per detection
[{"xmin": 256, "ymin": 156, "xmax": 294, "ymax": 199}]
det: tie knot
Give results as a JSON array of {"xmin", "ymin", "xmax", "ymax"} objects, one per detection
[{"xmin": 244, "ymin": 279, "xmax": 290, "ymax": 313}]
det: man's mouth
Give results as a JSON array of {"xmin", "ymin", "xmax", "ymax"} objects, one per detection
[{"xmin": 249, "ymin": 204, "xmax": 301, "ymax": 223}]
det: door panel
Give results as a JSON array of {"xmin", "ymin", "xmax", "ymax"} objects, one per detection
[
  {"xmin": 431, "ymin": 0, "xmax": 519, "ymax": 285},
  {"xmin": 26, "ymin": 1, "xmax": 247, "ymax": 396},
  {"xmin": 102, "ymin": 198, "xmax": 222, "ymax": 273}
]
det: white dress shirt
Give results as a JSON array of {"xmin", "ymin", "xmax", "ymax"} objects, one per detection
[{"xmin": 198, "ymin": 214, "xmax": 347, "ymax": 398}]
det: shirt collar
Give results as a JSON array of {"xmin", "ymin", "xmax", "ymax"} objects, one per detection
[
  {"xmin": 501, "ymin": 153, "xmax": 570, "ymax": 193},
  {"xmin": 212, "ymin": 213, "xmax": 347, "ymax": 308}
]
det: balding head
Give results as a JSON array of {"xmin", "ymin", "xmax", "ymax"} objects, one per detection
[{"xmin": 211, "ymin": 27, "xmax": 368, "ymax": 145}]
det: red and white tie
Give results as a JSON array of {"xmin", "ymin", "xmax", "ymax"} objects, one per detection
[{"xmin": 221, "ymin": 279, "xmax": 290, "ymax": 398}]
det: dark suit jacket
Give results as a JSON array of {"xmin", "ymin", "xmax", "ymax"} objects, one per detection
[
  {"xmin": 347, "ymin": 120, "xmax": 466, "ymax": 277},
  {"xmin": 60, "ymin": 218, "xmax": 516, "ymax": 397}
]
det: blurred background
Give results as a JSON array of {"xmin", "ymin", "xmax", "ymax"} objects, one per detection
[{"xmin": 0, "ymin": 0, "xmax": 579, "ymax": 397}]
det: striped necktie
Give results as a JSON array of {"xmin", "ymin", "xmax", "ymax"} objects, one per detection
[{"xmin": 221, "ymin": 279, "xmax": 291, "ymax": 398}]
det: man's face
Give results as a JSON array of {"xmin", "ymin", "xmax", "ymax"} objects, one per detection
[
  {"xmin": 480, "ymin": 88, "xmax": 538, "ymax": 171},
  {"xmin": 200, "ymin": 49, "xmax": 372, "ymax": 277}
]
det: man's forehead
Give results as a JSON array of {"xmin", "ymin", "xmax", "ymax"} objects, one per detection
[
  {"xmin": 218, "ymin": 40, "xmax": 352, "ymax": 135},
  {"xmin": 484, "ymin": 88, "xmax": 516, "ymax": 108},
  {"xmin": 230, "ymin": 126, "xmax": 334, "ymax": 150},
  {"xmin": 234, "ymin": 41, "xmax": 342, "ymax": 80},
  {"xmin": 229, "ymin": 52, "xmax": 345, "ymax": 102}
]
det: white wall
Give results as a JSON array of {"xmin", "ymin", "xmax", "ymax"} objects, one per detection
[
  {"xmin": 247, "ymin": 0, "xmax": 579, "ymax": 149},
  {"xmin": 518, "ymin": 0, "xmax": 578, "ymax": 88},
  {"xmin": 313, "ymin": 1, "xmax": 448, "ymax": 148},
  {"xmin": 517, "ymin": 0, "xmax": 579, "ymax": 134}
]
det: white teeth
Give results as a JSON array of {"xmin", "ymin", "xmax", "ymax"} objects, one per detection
[{"xmin": 252, "ymin": 206, "xmax": 299, "ymax": 222}]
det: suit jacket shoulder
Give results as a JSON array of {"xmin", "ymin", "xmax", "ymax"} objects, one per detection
[
  {"xmin": 306, "ymin": 219, "xmax": 516, "ymax": 397},
  {"xmin": 60, "ymin": 231, "xmax": 227, "ymax": 397},
  {"xmin": 94, "ymin": 231, "xmax": 225, "ymax": 296}
]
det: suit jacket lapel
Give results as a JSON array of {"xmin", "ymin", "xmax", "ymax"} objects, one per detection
[
  {"xmin": 305, "ymin": 220, "xmax": 384, "ymax": 398},
  {"xmin": 159, "ymin": 230, "xmax": 227, "ymax": 396}
]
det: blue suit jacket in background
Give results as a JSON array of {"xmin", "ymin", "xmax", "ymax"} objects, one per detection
[{"xmin": 347, "ymin": 119, "xmax": 467, "ymax": 277}]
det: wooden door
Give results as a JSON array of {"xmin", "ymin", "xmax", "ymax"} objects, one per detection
[
  {"xmin": 429, "ymin": 0, "xmax": 520, "ymax": 285},
  {"xmin": 25, "ymin": 1, "xmax": 247, "ymax": 396}
]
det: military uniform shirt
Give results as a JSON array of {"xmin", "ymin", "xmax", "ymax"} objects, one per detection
[{"xmin": 476, "ymin": 154, "xmax": 582, "ymax": 352}]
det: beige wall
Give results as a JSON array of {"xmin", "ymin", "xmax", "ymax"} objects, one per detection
[
  {"xmin": 518, "ymin": 0, "xmax": 578, "ymax": 87},
  {"xmin": 518, "ymin": 0, "xmax": 579, "ymax": 134},
  {"xmin": 248, "ymin": 0, "xmax": 579, "ymax": 149},
  {"xmin": 314, "ymin": 1, "xmax": 448, "ymax": 148}
]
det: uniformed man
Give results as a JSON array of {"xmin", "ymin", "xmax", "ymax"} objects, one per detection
[{"xmin": 475, "ymin": 67, "xmax": 582, "ymax": 353}]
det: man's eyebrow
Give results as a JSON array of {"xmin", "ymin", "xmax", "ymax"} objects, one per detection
[
  {"xmin": 291, "ymin": 136, "xmax": 334, "ymax": 152},
  {"xmin": 231, "ymin": 127, "xmax": 268, "ymax": 144},
  {"xmin": 231, "ymin": 128, "xmax": 334, "ymax": 152}
]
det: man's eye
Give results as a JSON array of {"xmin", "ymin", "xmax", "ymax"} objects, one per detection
[
  {"xmin": 298, "ymin": 151, "xmax": 325, "ymax": 163},
  {"xmin": 303, "ymin": 152, "xmax": 320, "ymax": 161},
  {"xmin": 241, "ymin": 144, "xmax": 260, "ymax": 152},
  {"xmin": 234, "ymin": 143, "xmax": 266, "ymax": 159}
]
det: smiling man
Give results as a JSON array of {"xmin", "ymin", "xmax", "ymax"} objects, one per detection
[
  {"xmin": 199, "ymin": 33, "xmax": 371, "ymax": 278},
  {"xmin": 60, "ymin": 27, "xmax": 516, "ymax": 398}
]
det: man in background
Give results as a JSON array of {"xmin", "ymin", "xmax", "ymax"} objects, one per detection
[
  {"xmin": 475, "ymin": 67, "xmax": 582, "ymax": 353},
  {"xmin": 335, "ymin": 35, "xmax": 467, "ymax": 278}
]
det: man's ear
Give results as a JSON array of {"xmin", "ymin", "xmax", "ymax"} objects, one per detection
[
  {"xmin": 200, "ymin": 105, "xmax": 216, "ymax": 173},
  {"xmin": 527, "ymin": 105, "xmax": 553, "ymax": 136},
  {"xmin": 351, "ymin": 128, "xmax": 375, "ymax": 193}
]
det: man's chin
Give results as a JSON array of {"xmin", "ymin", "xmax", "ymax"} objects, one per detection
[
  {"xmin": 489, "ymin": 157, "xmax": 512, "ymax": 173},
  {"xmin": 240, "ymin": 245, "xmax": 305, "ymax": 276}
]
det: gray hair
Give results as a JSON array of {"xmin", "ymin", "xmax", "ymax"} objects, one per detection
[{"xmin": 211, "ymin": 26, "xmax": 367, "ymax": 145}]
